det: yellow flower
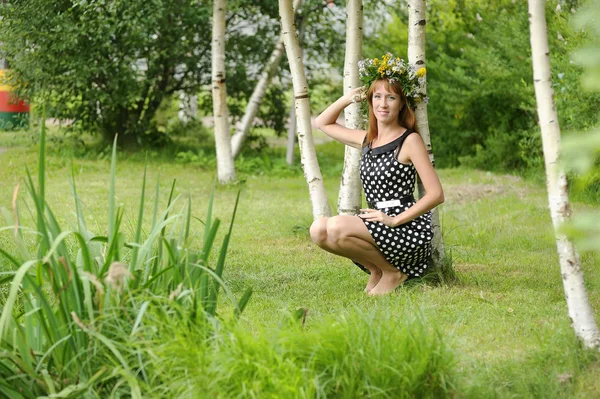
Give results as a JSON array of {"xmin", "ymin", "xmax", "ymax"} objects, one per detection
[
  {"xmin": 373, "ymin": 58, "xmax": 379, "ymax": 66},
  {"xmin": 416, "ymin": 67, "xmax": 427, "ymax": 78}
]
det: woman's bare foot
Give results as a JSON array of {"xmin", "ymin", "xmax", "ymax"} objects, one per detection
[
  {"xmin": 367, "ymin": 270, "xmax": 408, "ymax": 296},
  {"xmin": 364, "ymin": 268, "xmax": 383, "ymax": 293}
]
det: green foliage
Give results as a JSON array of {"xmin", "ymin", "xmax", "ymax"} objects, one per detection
[
  {"xmin": 372, "ymin": 0, "xmax": 600, "ymax": 172},
  {"xmin": 0, "ymin": 125, "xmax": 251, "ymax": 397},
  {"xmin": 562, "ymin": 0, "xmax": 600, "ymax": 251},
  {"xmin": 149, "ymin": 309, "xmax": 457, "ymax": 398},
  {"xmin": 0, "ymin": 0, "xmax": 214, "ymax": 144}
]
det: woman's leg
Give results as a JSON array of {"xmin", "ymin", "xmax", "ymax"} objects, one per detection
[
  {"xmin": 310, "ymin": 216, "xmax": 407, "ymax": 295},
  {"xmin": 310, "ymin": 217, "xmax": 381, "ymax": 291}
]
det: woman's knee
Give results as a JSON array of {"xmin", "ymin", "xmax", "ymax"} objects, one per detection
[
  {"xmin": 310, "ymin": 217, "xmax": 329, "ymax": 245},
  {"xmin": 326, "ymin": 216, "xmax": 351, "ymax": 243}
]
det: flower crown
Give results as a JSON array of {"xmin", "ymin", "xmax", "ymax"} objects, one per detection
[{"xmin": 358, "ymin": 53, "xmax": 428, "ymax": 107}]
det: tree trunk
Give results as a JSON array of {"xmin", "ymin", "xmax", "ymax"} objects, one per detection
[
  {"xmin": 528, "ymin": 0, "xmax": 600, "ymax": 349},
  {"xmin": 337, "ymin": 0, "xmax": 363, "ymax": 216},
  {"xmin": 286, "ymin": 102, "xmax": 296, "ymax": 164},
  {"xmin": 407, "ymin": 0, "xmax": 445, "ymax": 269},
  {"xmin": 212, "ymin": 0, "xmax": 236, "ymax": 183},
  {"xmin": 279, "ymin": 0, "xmax": 332, "ymax": 219},
  {"xmin": 285, "ymin": 0, "xmax": 307, "ymax": 166},
  {"xmin": 179, "ymin": 92, "xmax": 198, "ymax": 122}
]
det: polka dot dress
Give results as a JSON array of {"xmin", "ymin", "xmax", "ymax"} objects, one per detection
[{"xmin": 355, "ymin": 129, "xmax": 433, "ymax": 278}]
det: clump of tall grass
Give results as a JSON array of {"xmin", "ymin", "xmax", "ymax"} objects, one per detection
[
  {"xmin": 0, "ymin": 122, "xmax": 251, "ymax": 398},
  {"xmin": 150, "ymin": 308, "xmax": 457, "ymax": 398}
]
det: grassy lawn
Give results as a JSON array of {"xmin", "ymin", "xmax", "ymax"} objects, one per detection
[{"xmin": 1, "ymin": 129, "xmax": 600, "ymax": 397}]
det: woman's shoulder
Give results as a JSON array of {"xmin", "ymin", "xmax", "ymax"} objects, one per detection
[{"xmin": 404, "ymin": 129, "xmax": 424, "ymax": 144}]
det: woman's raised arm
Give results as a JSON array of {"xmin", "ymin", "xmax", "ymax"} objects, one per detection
[{"xmin": 315, "ymin": 87, "xmax": 367, "ymax": 149}]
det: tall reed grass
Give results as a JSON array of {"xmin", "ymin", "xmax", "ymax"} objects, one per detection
[{"xmin": 0, "ymin": 123, "xmax": 251, "ymax": 398}]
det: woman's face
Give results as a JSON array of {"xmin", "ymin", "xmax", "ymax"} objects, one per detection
[{"xmin": 371, "ymin": 81, "xmax": 403, "ymax": 125}]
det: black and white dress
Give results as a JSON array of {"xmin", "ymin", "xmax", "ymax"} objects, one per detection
[{"xmin": 355, "ymin": 129, "xmax": 433, "ymax": 278}]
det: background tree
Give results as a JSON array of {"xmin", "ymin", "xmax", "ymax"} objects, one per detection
[
  {"xmin": 213, "ymin": 0, "xmax": 236, "ymax": 183},
  {"xmin": 280, "ymin": 0, "xmax": 332, "ymax": 218},
  {"xmin": 407, "ymin": 0, "xmax": 445, "ymax": 269},
  {"xmin": 337, "ymin": 0, "xmax": 363, "ymax": 216},
  {"xmin": 528, "ymin": 0, "xmax": 600, "ymax": 349},
  {"xmin": 0, "ymin": 0, "xmax": 214, "ymax": 145}
]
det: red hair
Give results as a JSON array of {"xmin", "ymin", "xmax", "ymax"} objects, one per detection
[{"xmin": 365, "ymin": 79, "xmax": 417, "ymax": 146}]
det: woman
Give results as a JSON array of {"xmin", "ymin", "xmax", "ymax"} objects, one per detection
[{"xmin": 311, "ymin": 54, "xmax": 444, "ymax": 296}]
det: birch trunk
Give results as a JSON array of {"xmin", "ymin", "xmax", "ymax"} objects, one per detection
[
  {"xmin": 178, "ymin": 92, "xmax": 198, "ymax": 122},
  {"xmin": 212, "ymin": 0, "xmax": 235, "ymax": 183},
  {"xmin": 285, "ymin": 1, "xmax": 307, "ymax": 166},
  {"xmin": 337, "ymin": 0, "xmax": 363, "ymax": 215},
  {"xmin": 286, "ymin": 103, "xmax": 296, "ymax": 164},
  {"xmin": 529, "ymin": 0, "xmax": 600, "ymax": 349},
  {"xmin": 279, "ymin": 0, "xmax": 332, "ymax": 219},
  {"xmin": 407, "ymin": 0, "xmax": 445, "ymax": 268}
]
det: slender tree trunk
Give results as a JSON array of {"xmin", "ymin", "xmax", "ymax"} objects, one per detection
[
  {"xmin": 279, "ymin": 0, "xmax": 332, "ymax": 219},
  {"xmin": 285, "ymin": 1, "xmax": 307, "ymax": 166},
  {"xmin": 286, "ymin": 103, "xmax": 296, "ymax": 164},
  {"xmin": 407, "ymin": 0, "xmax": 445, "ymax": 269},
  {"xmin": 212, "ymin": 0, "xmax": 236, "ymax": 183},
  {"xmin": 231, "ymin": 0, "xmax": 304, "ymax": 159},
  {"xmin": 337, "ymin": 0, "xmax": 363, "ymax": 216},
  {"xmin": 179, "ymin": 92, "xmax": 198, "ymax": 122},
  {"xmin": 529, "ymin": 0, "xmax": 600, "ymax": 349}
]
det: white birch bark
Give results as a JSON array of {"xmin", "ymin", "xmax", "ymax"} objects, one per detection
[
  {"xmin": 286, "ymin": 103, "xmax": 296, "ymax": 164},
  {"xmin": 407, "ymin": 0, "xmax": 445, "ymax": 268},
  {"xmin": 231, "ymin": 35, "xmax": 285, "ymax": 157},
  {"xmin": 178, "ymin": 92, "xmax": 198, "ymax": 122},
  {"xmin": 212, "ymin": 0, "xmax": 236, "ymax": 183},
  {"xmin": 337, "ymin": 0, "xmax": 363, "ymax": 216},
  {"xmin": 529, "ymin": 0, "xmax": 600, "ymax": 349},
  {"xmin": 279, "ymin": 0, "xmax": 332, "ymax": 219}
]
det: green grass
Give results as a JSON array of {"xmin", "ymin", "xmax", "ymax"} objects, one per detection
[{"xmin": 1, "ymin": 129, "xmax": 600, "ymax": 397}]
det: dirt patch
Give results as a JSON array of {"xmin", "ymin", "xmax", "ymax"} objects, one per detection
[
  {"xmin": 0, "ymin": 147, "xmax": 8, "ymax": 156},
  {"xmin": 444, "ymin": 173, "xmax": 530, "ymax": 204}
]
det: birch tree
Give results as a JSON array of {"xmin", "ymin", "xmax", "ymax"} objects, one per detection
[
  {"xmin": 286, "ymin": 94, "xmax": 297, "ymax": 165},
  {"xmin": 179, "ymin": 92, "xmax": 198, "ymax": 122},
  {"xmin": 212, "ymin": 0, "xmax": 236, "ymax": 183},
  {"xmin": 230, "ymin": 31, "xmax": 285, "ymax": 158},
  {"xmin": 528, "ymin": 0, "xmax": 600, "ymax": 349},
  {"xmin": 279, "ymin": 0, "xmax": 332, "ymax": 219},
  {"xmin": 407, "ymin": 0, "xmax": 445, "ymax": 268},
  {"xmin": 285, "ymin": 1, "xmax": 308, "ymax": 166},
  {"xmin": 337, "ymin": 0, "xmax": 363, "ymax": 216}
]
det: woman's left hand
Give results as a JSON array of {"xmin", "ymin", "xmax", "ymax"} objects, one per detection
[{"xmin": 358, "ymin": 209, "xmax": 397, "ymax": 227}]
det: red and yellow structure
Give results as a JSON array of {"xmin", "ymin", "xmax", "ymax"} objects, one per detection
[{"xmin": 0, "ymin": 69, "xmax": 29, "ymax": 128}]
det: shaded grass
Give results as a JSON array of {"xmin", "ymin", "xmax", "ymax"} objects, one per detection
[{"xmin": 1, "ymin": 130, "xmax": 600, "ymax": 397}]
